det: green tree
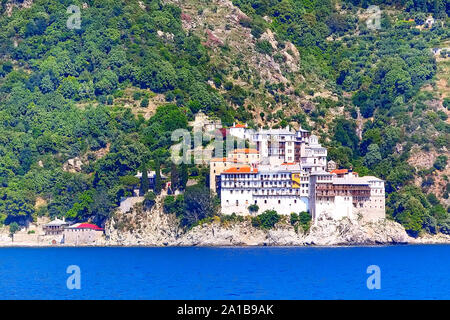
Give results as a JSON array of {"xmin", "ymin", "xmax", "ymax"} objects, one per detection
[
  {"xmin": 251, "ymin": 210, "xmax": 280, "ymax": 229},
  {"xmin": 144, "ymin": 191, "xmax": 156, "ymax": 208},
  {"xmin": 299, "ymin": 211, "xmax": 312, "ymax": 231},
  {"xmin": 119, "ymin": 175, "xmax": 140, "ymax": 188},
  {"xmin": 333, "ymin": 118, "xmax": 359, "ymax": 154},
  {"xmin": 9, "ymin": 222, "xmax": 20, "ymax": 236},
  {"xmin": 154, "ymin": 159, "xmax": 162, "ymax": 194},
  {"xmin": 170, "ymin": 163, "xmax": 179, "ymax": 192},
  {"xmin": 163, "ymin": 194, "xmax": 185, "ymax": 216},
  {"xmin": 433, "ymin": 155, "xmax": 448, "ymax": 171},
  {"xmin": 182, "ymin": 185, "xmax": 217, "ymax": 228},
  {"xmin": 0, "ymin": 190, "xmax": 35, "ymax": 224},
  {"xmin": 248, "ymin": 204, "xmax": 259, "ymax": 214},
  {"xmin": 364, "ymin": 144, "xmax": 382, "ymax": 169},
  {"xmin": 140, "ymin": 164, "xmax": 150, "ymax": 195},
  {"xmin": 387, "ymin": 186, "xmax": 429, "ymax": 236},
  {"xmin": 180, "ymin": 163, "xmax": 188, "ymax": 190}
]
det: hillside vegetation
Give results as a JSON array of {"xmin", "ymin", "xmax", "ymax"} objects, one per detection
[{"xmin": 0, "ymin": 0, "xmax": 449, "ymax": 237}]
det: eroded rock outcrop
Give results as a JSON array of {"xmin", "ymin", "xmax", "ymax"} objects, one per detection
[
  {"xmin": 104, "ymin": 196, "xmax": 182, "ymax": 246},
  {"xmin": 104, "ymin": 199, "xmax": 411, "ymax": 246}
]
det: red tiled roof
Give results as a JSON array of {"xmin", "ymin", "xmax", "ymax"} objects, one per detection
[
  {"xmin": 76, "ymin": 223, "xmax": 103, "ymax": 231},
  {"xmin": 330, "ymin": 169, "xmax": 349, "ymax": 175},
  {"xmin": 330, "ymin": 169, "xmax": 358, "ymax": 176},
  {"xmin": 281, "ymin": 162, "xmax": 296, "ymax": 165},
  {"xmin": 223, "ymin": 166, "xmax": 258, "ymax": 174},
  {"xmin": 233, "ymin": 124, "xmax": 246, "ymax": 128},
  {"xmin": 232, "ymin": 148, "xmax": 258, "ymax": 154}
]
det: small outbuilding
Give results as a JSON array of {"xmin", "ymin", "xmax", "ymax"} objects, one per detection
[
  {"xmin": 63, "ymin": 223, "xmax": 104, "ymax": 245},
  {"xmin": 43, "ymin": 218, "xmax": 69, "ymax": 235}
]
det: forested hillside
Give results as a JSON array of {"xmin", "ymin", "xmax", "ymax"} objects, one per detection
[{"xmin": 0, "ymin": 0, "xmax": 449, "ymax": 237}]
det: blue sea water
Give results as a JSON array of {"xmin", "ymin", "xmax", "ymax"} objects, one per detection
[{"xmin": 0, "ymin": 245, "xmax": 449, "ymax": 300}]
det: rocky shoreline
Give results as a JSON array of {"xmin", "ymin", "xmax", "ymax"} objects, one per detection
[
  {"xmin": 100, "ymin": 201, "xmax": 447, "ymax": 247},
  {"xmin": 104, "ymin": 214, "xmax": 412, "ymax": 247},
  {"xmin": 2, "ymin": 200, "xmax": 450, "ymax": 247}
]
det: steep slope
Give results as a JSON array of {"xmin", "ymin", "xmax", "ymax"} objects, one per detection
[
  {"xmin": 0, "ymin": 0, "xmax": 448, "ymax": 239},
  {"xmin": 165, "ymin": 0, "xmax": 336, "ymax": 127}
]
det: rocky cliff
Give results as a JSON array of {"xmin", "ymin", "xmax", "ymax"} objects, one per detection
[{"xmin": 104, "ymin": 199, "xmax": 411, "ymax": 246}]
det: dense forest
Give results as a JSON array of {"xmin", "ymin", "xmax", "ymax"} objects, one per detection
[
  {"xmin": 232, "ymin": 0, "xmax": 449, "ymax": 235},
  {"xmin": 0, "ymin": 0, "xmax": 448, "ymax": 237}
]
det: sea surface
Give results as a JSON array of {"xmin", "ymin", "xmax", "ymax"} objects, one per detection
[{"xmin": 0, "ymin": 245, "xmax": 449, "ymax": 299}]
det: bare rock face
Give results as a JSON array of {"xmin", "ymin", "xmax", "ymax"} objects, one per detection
[
  {"xmin": 104, "ymin": 199, "xmax": 411, "ymax": 246},
  {"xmin": 410, "ymin": 232, "xmax": 450, "ymax": 244},
  {"xmin": 5, "ymin": 0, "xmax": 34, "ymax": 17},
  {"xmin": 177, "ymin": 221, "xmax": 268, "ymax": 246},
  {"xmin": 104, "ymin": 196, "xmax": 181, "ymax": 246},
  {"xmin": 304, "ymin": 217, "xmax": 410, "ymax": 246},
  {"xmin": 63, "ymin": 157, "xmax": 83, "ymax": 173}
]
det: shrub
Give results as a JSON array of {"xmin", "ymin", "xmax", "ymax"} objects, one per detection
[
  {"xmin": 133, "ymin": 92, "xmax": 141, "ymax": 100},
  {"xmin": 9, "ymin": 222, "xmax": 20, "ymax": 235},
  {"xmin": 248, "ymin": 204, "xmax": 259, "ymax": 214},
  {"xmin": 290, "ymin": 213, "xmax": 299, "ymax": 225},
  {"xmin": 251, "ymin": 210, "xmax": 280, "ymax": 229},
  {"xmin": 221, "ymin": 213, "xmax": 244, "ymax": 223},
  {"xmin": 439, "ymin": 220, "xmax": 450, "ymax": 235},
  {"xmin": 291, "ymin": 212, "xmax": 311, "ymax": 227},
  {"xmin": 255, "ymin": 40, "xmax": 273, "ymax": 55},
  {"xmin": 140, "ymin": 97, "xmax": 149, "ymax": 107},
  {"xmin": 163, "ymin": 195, "xmax": 184, "ymax": 216},
  {"xmin": 433, "ymin": 155, "xmax": 448, "ymax": 171},
  {"xmin": 299, "ymin": 211, "xmax": 312, "ymax": 232},
  {"xmin": 224, "ymin": 81, "xmax": 233, "ymax": 91},
  {"xmin": 422, "ymin": 215, "xmax": 437, "ymax": 234},
  {"xmin": 182, "ymin": 185, "xmax": 217, "ymax": 228},
  {"xmin": 144, "ymin": 191, "xmax": 156, "ymax": 208},
  {"xmin": 443, "ymin": 98, "xmax": 450, "ymax": 110}
]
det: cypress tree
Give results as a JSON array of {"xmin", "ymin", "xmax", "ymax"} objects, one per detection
[
  {"xmin": 155, "ymin": 159, "xmax": 162, "ymax": 194},
  {"xmin": 180, "ymin": 163, "xmax": 188, "ymax": 190},
  {"xmin": 140, "ymin": 163, "xmax": 149, "ymax": 195},
  {"xmin": 170, "ymin": 163, "xmax": 179, "ymax": 192}
]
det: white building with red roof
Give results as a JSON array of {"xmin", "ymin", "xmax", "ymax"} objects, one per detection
[
  {"xmin": 309, "ymin": 171, "xmax": 385, "ymax": 222},
  {"xmin": 63, "ymin": 223, "xmax": 104, "ymax": 245},
  {"xmin": 209, "ymin": 148, "xmax": 260, "ymax": 194},
  {"xmin": 228, "ymin": 123, "xmax": 251, "ymax": 140},
  {"xmin": 220, "ymin": 162, "xmax": 309, "ymax": 216},
  {"xmin": 214, "ymin": 125, "xmax": 385, "ymax": 221}
]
